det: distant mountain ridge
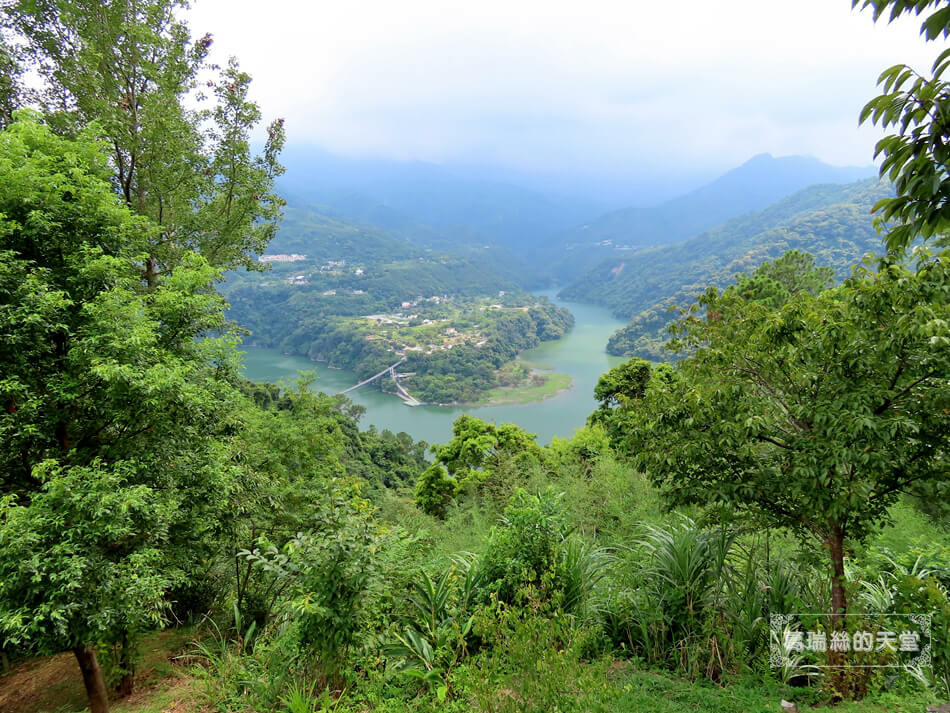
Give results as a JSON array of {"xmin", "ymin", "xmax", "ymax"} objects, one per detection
[
  {"xmin": 276, "ymin": 147, "xmax": 606, "ymax": 257},
  {"xmin": 272, "ymin": 148, "xmax": 878, "ymax": 295},
  {"xmin": 540, "ymin": 154, "xmax": 876, "ymax": 283},
  {"xmin": 555, "ymin": 178, "xmax": 893, "ymax": 360}
]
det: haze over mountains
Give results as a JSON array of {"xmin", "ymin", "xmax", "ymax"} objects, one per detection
[
  {"xmin": 278, "ymin": 147, "xmax": 605, "ymax": 255},
  {"xmin": 548, "ymin": 153, "xmax": 875, "ymax": 252},
  {"xmin": 253, "ymin": 146, "xmax": 885, "ymax": 358},
  {"xmin": 276, "ymin": 148, "xmax": 876, "ymax": 281}
]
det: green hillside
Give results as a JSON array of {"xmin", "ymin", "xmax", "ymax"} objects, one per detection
[
  {"xmin": 555, "ymin": 179, "xmax": 892, "ymax": 359},
  {"xmin": 538, "ymin": 155, "xmax": 875, "ymax": 283},
  {"xmin": 221, "ymin": 204, "xmax": 575, "ymax": 404}
]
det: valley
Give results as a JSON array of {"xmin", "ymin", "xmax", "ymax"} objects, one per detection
[
  {"xmin": 240, "ymin": 290, "xmax": 627, "ymax": 446},
  {"xmin": 230, "ymin": 158, "xmax": 892, "ymax": 403},
  {"xmin": 6, "ymin": 4, "xmax": 950, "ymax": 710}
]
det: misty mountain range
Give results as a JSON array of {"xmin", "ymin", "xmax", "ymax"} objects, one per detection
[
  {"xmin": 262, "ymin": 148, "xmax": 882, "ymax": 353},
  {"xmin": 277, "ymin": 149, "xmax": 875, "ymax": 277}
]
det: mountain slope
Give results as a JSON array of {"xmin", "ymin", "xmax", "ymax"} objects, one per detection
[
  {"xmin": 276, "ymin": 147, "xmax": 604, "ymax": 255},
  {"xmin": 280, "ymin": 190, "xmax": 538, "ymax": 287},
  {"xmin": 556, "ymin": 178, "xmax": 892, "ymax": 359},
  {"xmin": 222, "ymin": 203, "xmax": 525, "ymax": 344},
  {"xmin": 541, "ymin": 154, "xmax": 876, "ymax": 282}
]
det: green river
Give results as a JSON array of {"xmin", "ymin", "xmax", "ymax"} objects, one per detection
[{"xmin": 240, "ymin": 290, "xmax": 626, "ymax": 446}]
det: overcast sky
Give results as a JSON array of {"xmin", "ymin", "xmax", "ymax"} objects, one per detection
[{"xmin": 187, "ymin": 0, "xmax": 940, "ymax": 185}]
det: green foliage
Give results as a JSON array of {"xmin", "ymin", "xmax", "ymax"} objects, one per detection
[
  {"xmin": 5, "ymin": 4, "xmax": 950, "ymax": 711},
  {"xmin": 587, "ymin": 359, "xmax": 677, "ymax": 450},
  {"xmin": 241, "ymin": 480, "xmax": 378, "ymax": 680},
  {"xmin": 581, "ymin": 180, "xmax": 893, "ymax": 358},
  {"xmin": 638, "ymin": 518, "xmax": 734, "ymax": 643},
  {"xmin": 0, "ymin": 113, "xmax": 245, "ymax": 711},
  {"xmin": 592, "ymin": 357, "xmax": 651, "ymax": 411},
  {"xmin": 546, "ymin": 424, "xmax": 613, "ymax": 476},
  {"xmin": 382, "ymin": 563, "xmax": 479, "ymax": 697},
  {"xmin": 856, "ymin": 0, "xmax": 950, "ymax": 253},
  {"xmin": 0, "ymin": 34, "xmax": 22, "ymax": 129},
  {"xmin": 477, "ymin": 489, "xmax": 612, "ymax": 617},
  {"xmin": 731, "ymin": 249, "xmax": 834, "ymax": 307},
  {"xmin": 0, "ymin": 460, "xmax": 172, "ymax": 651},
  {"xmin": 479, "ymin": 489, "xmax": 569, "ymax": 605},
  {"xmin": 414, "ymin": 416, "xmax": 543, "ymax": 516},
  {"xmin": 415, "ymin": 464, "xmax": 457, "ymax": 519},
  {"xmin": 7, "ymin": 0, "xmax": 285, "ymax": 278},
  {"xmin": 852, "ymin": 546, "xmax": 950, "ymax": 698},
  {"xmin": 0, "ymin": 115, "xmax": 236, "ymax": 654},
  {"xmin": 589, "ymin": 357, "xmax": 653, "ymax": 436},
  {"xmin": 605, "ymin": 250, "xmax": 835, "ymax": 368},
  {"xmin": 624, "ymin": 248, "xmax": 950, "ymax": 631},
  {"xmin": 191, "ymin": 613, "xmax": 301, "ymax": 712},
  {"xmin": 465, "ymin": 608, "xmax": 612, "ymax": 713}
]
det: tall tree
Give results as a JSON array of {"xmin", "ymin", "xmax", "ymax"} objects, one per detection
[
  {"xmin": 0, "ymin": 114, "xmax": 239, "ymax": 712},
  {"xmin": 6, "ymin": 0, "xmax": 285, "ymax": 283},
  {"xmin": 623, "ymin": 251, "xmax": 950, "ymax": 625},
  {"xmin": 0, "ymin": 31, "xmax": 23, "ymax": 128}
]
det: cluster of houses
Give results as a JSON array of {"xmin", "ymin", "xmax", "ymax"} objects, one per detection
[{"xmin": 258, "ymin": 253, "xmax": 307, "ymax": 262}]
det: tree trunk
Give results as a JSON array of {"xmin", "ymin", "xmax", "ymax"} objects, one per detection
[
  {"xmin": 73, "ymin": 646, "xmax": 110, "ymax": 713},
  {"xmin": 144, "ymin": 256, "xmax": 158, "ymax": 288},
  {"xmin": 116, "ymin": 633, "xmax": 134, "ymax": 697},
  {"xmin": 826, "ymin": 524, "xmax": 851, "ymax": 694},
  {"xmin": 828, "ymin": 524, "xmax": 848, "ymax": 623},
  {"xmin": 116, "ymin": 670, "xmax": 133, "ymax": 697}
]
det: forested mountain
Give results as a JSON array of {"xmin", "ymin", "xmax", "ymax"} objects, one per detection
[
  {"xmin": 539, "ymin": 154, "xmax": 876, "ymax": 282},
  {"xmin": 221, "ymin": 204, "xmax": 575, "ymax": 403},
  {"xmin": 274, "ymin": 151, "xmax": 873, "ymax": 291},
  {"xmin": 227, "ymin": 200, "xmax": 530, "ymax": 292},
  {"xmin": 277, "ymin": 147, "xmax": 604, "ymax": 254},
  {"xmin": 4, "ymin": 2, "xmax": 950, "ymax": 713},
  {"xmin": 281, "ymin": 192, "xmax": 538, "ymax": 286},
  {"xmin": 555, "ymin": 178, "xmax": 893, "ymax": 359}
]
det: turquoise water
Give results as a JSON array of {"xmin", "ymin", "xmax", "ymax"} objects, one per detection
[{"xmin": 240, "ymin": 290, "xmax": 626, "ymax": 446}]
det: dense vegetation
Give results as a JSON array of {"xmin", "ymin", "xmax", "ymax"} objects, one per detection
[
  {"xmin": 227, "ymin": 282, "xmax": 573, "ymax": 404},
  {"xmin": 539, "ymin": 154, "xmax": 874, "ymax": 284},
  {"xmin": 219, "ymin": 202, "xmax": 578, "ymax": 404},
  {"xmin": 559, "ymin": 179, "xmax": 894, "ymax": 359},
  {"xmin": 0, "ymin": 2, "xmax": 949, "ymax": 713}
]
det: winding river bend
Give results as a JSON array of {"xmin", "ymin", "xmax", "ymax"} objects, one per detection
[{"xmin": 240, "ymin": 290, "xmax": 626, "ymax": 446}]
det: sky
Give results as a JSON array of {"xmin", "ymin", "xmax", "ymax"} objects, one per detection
[{"xmin": 187, "ymin": 0, "xmax": 941, "ymax": 188}]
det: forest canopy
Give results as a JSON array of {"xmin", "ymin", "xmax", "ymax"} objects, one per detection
[{"xmin": 0, "ymin": 1, "xmax": 949, "ymax": 713}]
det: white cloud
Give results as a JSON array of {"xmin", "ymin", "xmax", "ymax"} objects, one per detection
[{"xmin": 187, "ymin": 0, "xmax": 940, "ymax": 178}]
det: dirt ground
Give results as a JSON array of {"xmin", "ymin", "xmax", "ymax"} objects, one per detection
[
  {"xmin": 0, "ymin": 631, "xmax": 201, "ymax": 713},
  {"xmin": 0, "ymin": 651, "xmax": 85, "ymax": 713}
]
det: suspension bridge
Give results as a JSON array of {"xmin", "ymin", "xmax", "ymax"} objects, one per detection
[{"xmin": 338, "ymin": 358, "xmax": 422, "ymax": 406}]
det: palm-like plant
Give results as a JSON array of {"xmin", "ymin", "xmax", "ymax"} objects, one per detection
[
  {"xmin": 382, "ymin": 565, "xmax": 477, "ymax": 696},
  {"xmin": 639, "ymin": 517, "xmax": 734, "ymax": 631},
  {"xmin": 405, "ymin": 569, "xmax": 453, "ymax": 641},
  {"xmin": 770, "ymin": 625, "xmax": 822, "ymax": 686},
  {"xmin": 559, "ymin": 537, "xmax": 614, "ymax": 620}
]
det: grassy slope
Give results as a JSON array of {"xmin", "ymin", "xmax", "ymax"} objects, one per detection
[
  {"xmin": 5, "ymin": 643, "xmax": 935, "ymax": 713},
  {"xmin": 470, "ymin": 371, "xmax": 572, "ymax": 407},
  {"xmin": 7, "ymin": 461, "xmax": 946, "ymax": 713}
]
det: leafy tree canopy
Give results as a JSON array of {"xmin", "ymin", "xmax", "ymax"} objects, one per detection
[
  {"xmin": 0, "ymin": 112, "xmax": 240, "ymax": 712},
  {"xmin": 622, "ymin": 249, "xmax": 950, "ymax": 618},
  {"xmin": 857, "ymin": 0, "xmax": 950, "ymax": 251},
  {"xmin": 5, "ymin": 0, "xmax": 285, "ymax": 281},
  {"xmin": 415, "ymin": 415, "xmax": 542, "ymax": 517}
]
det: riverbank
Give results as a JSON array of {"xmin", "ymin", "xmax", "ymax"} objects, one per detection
[
  {"xmin": 468, "ymin": 369, "xmax": 572, "ymax": 407},
  {"xmin": 240, "ymin": 290, "xmax": 627, "ymax": 446}
]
